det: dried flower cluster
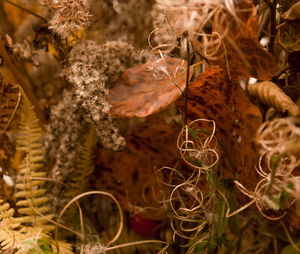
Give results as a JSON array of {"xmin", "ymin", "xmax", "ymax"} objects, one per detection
[
  {"xmin": 151, "ymin": 0, "xmax": 222, "ymax": 52},
  {"xmin": 43, "ymin": 0, "xmax": 91, "ymax": 38},
  {"xmin": 44, "ymin": 90, "xmax": 87, "ymax": 211},
  {"xmin": 65, "ymin": 40, "xmax": 139, "ymax": 151},
  {"xmin": 45, "ymin": 90, "xmax": 86, "ymax": 178},
  {"xmin": 88, "ymin": 0, "xmax": 154, "ymax": 48}
]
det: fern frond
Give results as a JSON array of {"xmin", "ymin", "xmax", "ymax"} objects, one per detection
[
  {"xmin": 14, "ymin": 93, "xmax": 54, "ymax": 233},
  {"xmin": 0, "ymin": 200, "xmax": 25, "ymax": 251},
  {"xmin": 66, "ymin": 126, "xmax": 97, "ymax": 197}
]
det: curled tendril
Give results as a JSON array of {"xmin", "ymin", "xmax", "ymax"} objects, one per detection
[
  {"xmin": 177, "ymin": 119, "xmax": 219, "ymax": 171},
  {"xmin": 256, "ymin": 117, "xmax": 300, "ymax": 153},
  {"xmin": 227, "ymin": 180, "xmax": 286, "ymax": 221},
  {"xmin": 142, "ymin": 118, "xmax": 219, "ymax": 251},
  {"xmin": 229, "ymin": 117, "xmax": 300, "ymax": 222}
]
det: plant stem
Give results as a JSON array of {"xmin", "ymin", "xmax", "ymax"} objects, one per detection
[
  {"xmin": 3, "ymin": 0, "xmax": 48, "ymax": 22},
  {"xmin": 184, "ymin": 39, "xmax": 191, "ymax": 125},
  {"xmin": 264, "ymin": 153, "xmax": 282, "ymax": 195},
  {"xmin": 265, "ymin": 0, "xmax": 277, "ymax": 53},
  {"xmin": 0, "ymin": 1, "xmax": 12, "ymax": 35}
]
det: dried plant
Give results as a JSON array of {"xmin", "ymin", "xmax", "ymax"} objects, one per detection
[
  {"xmin": 0, "ymin": 0, "xmax": 300, "ymax": 253},
  {"xmin": 65, "ymin": 40, "xmax": 139, "ymax": 151},
  {"xmin": 248, "ymin": 81, "xmax": 300, "ymax": 117},
  {"xmin": 231, "ymin": 117, "xmax": 300, "ymax": 220},
  {"xmin": 43, "ymin": 0, "xmax": 91, "ymax": 38},
  {"xmin": 151, "ymin": 0, "xmax": 221, "ymax": 53},
  {"xmin": 151, "ymin": 119, "xmax": 222, "ymax": 253},
  {"xmin": 44, "ymin": 90, "xmax": 87, "ymax": 214},
  {"xmin": 0, "ymin": 71, "xmax": 21, "ymax": 136}
]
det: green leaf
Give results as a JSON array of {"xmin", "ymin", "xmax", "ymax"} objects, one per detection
[
  {"xmin": 270, "ymin": 153, "xmax": 282, "ymax": 170},
  {"xmin": 226, "ymin": 191, "xmax": 241, "ymax": 236},
  {"xmin": 37, "ymin": 239, "xmax": 53, "ymax": 254},
  {"xmin": 217, "ymin": 196, "xmax": 228, "ymax": 239},
  {"xmin": 206, "ymin": 168, "xmax": 219, "ymax": 191},
  {"xmin": 194, "ymin": 241, "xmax": 207, "ymax": 252},
  {"xmin": 280, "ymin": 243, "xmax": 300, "ymax": 254},
  {"xmin": 280, "ymin": 188, "xmax": 290, "ymax": 208}
]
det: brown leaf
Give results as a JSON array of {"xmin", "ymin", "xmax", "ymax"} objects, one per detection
[
  {"xmin": 0, "ymin": 134, "xmax": 15, "ymax": 201},
  {"xmin": 278, "ymin": 21, "xmax": 300, "ymax": 52},
  {"xmin": 281, "ymin": 1, "xmax": 300, "ymax": 20},
  {"xmin": 91, "ymin": 115, "xmax": 180, "ymax": 220},
  {"xmin": 108, "ymin": 57, "xmax": 190, "ymax": 118},
  {"xmin": 206, "ymin": 0, "xmax": 276, "ymax": 80},
  {"xmin": 248, "ymin": 81, "xmax": 300, "ymax": 116},
  {"xmin": 176, "ymin": 67, "xmax": 262, "ymax": 191},
  {"xmin": 0, "ymin": 68, "xmax": 21, "ymax": 136}
]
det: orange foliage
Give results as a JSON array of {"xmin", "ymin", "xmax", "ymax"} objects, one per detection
[
  {"xmin": 206, "ymin": 0, "xmax": 276, "ymax": 80},
  {"xmin": 92, "ymin": 115, "xmax": 180, "ymax": 220},
  {"xmin": 93, "ymin": 66, "xmax": 263, "ymax": 219},
  {"xmin": 176, "ymin": 67, "xmax": 262, "ymax": 191},
  {"xmin": 108, "ymin": 57, "xmax": 190, "ymax": 118}
]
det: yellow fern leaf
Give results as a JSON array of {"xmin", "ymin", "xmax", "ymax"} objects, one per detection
[
  {"xmin": 14, "ymin": 93, "xmax": 54, "ymax": 233},
  {"xmin": 0, "ymin": 200, "xmax": 25, "ymax": 251}
]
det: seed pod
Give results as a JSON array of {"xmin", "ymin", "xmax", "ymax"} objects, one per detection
[{"xmin": 248, "ymin": 81, "xmax": 300, "ymax": 116}]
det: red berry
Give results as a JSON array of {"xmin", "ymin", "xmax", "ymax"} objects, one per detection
[{"xmin": 129, "ymin": 214, "xmax": 158, "ymax": 237}]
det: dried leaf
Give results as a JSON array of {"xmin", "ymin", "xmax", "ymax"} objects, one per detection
[
  {"xmin": 176, "ymin": 67, "xmax": 262, "ymax": 191},
  {"xmin": 282, "ymin": 1, "xmax": 300, "ymax": 20},
  {"xmin": 92, "ymin": 115, "xmax": 180, "ymax": 220},
  {"xmin": 108, "ymin": 57, "xmax": 190, "ymax": 118},
  {"xmin": 206, "ymin": 0, "xmax": 276, "ymax": 80},
  {"xmin": 278, "ymin": 21, "xmax": 300, "ymax": 52},
  {"xmin": 0, "ymin": 134, "xmax": 15, "ymax": 201},
  {"xmin": 0, "ymin": 68, "xmax": 21, "ymax": 136},
  {"xmin": 248, "ymin": 81, "xmax": 300, "ymax": 116}
]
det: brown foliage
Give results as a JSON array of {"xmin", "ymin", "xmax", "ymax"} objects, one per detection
[
  {"xmin": 0, "ymin": 70, "xmax": 20, "ymax": 135},
  {"xmin": 92, "ymin": 115, "xmax": 180, "ymax": 220},
  {"xmin": 176, "ymin": 67, "xmax": 262, "ymax": 191},
  {"xmin": 281, "ymin": 1, "xmax": 300, "ymax": 20},
  {"xmin": 108, "ymin": 57, "xmax": 189, "ymax": 118},
  {"xmin": 206, "ymin": 0, "xmax": 276, "ymax": 80},
  {"xmin": 93, "ymin": 66, "xmax": 263, "ymax": 219},
  {"xmin": 248, "ymin": 81, "xmax": 300, "ymax": 116}
]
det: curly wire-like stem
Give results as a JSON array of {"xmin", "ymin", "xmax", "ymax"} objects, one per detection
[
  {"xmin": 58, "ymin": 191, "xmax": 123, "ymax": 248},
  {"xmin": 20, "ymin": 177, "xmax": 84, "ymax": 247},
  {"xmin": 105, "ymin": 240, "xmax": 168, "ymax": 254},
  {"xmin": 280, "ymin": 221, "xmax": 300, "ymax": 252}
]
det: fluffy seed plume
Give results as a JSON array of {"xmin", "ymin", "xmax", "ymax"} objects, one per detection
[
  {"xmin": 43, "ymin": 0, "xmax": 91, "ymax": 38},
  {"xmin": 65, "ymin": 40, "xmax": 139, "ymax": 151}
]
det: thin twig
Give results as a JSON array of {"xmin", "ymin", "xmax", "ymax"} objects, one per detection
[
  {"xmin": 0, "ymin": 1, "xmax": 12, "ymax": 35},
  {"xmin": 273, "ymin": 64, "xmax": 289, "ymax": 80},
  {"xmin": 0, "ymin": 36, "xmax": 46, "ymax": 128},
  {"xmin": 184, "ymin": 38, "xmax": 191, "ymax": 125},
  {"xmin": 3, "ymin": 0, "xmax": 48, "ymax": 22},
  {"xmin": 265, "ymin": 0, "xmax": 277, "ymax": 53}
]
